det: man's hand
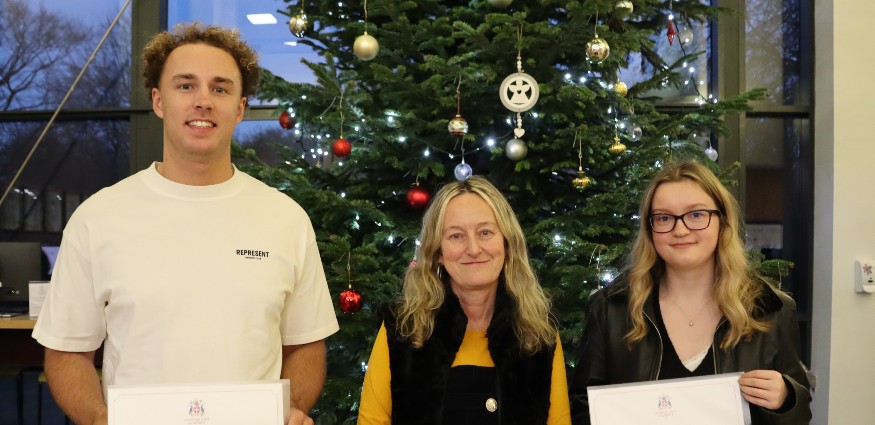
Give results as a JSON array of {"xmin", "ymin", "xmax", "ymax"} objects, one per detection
[
  {"xmin": 739, "ymin": 369, "xmax": 788, "ymax": 410},
  {"xmin": 287, "ymin": 407, "xmax": 314, "ymax": 425}
]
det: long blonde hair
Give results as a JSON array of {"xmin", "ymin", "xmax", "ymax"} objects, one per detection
[
  {"xmin": 625, "ymin": 161, "xmax": 769, "ymax": 350},
  {"xmin": 395, "ymin": 176, "xmax": 556, "ymax": 354}
]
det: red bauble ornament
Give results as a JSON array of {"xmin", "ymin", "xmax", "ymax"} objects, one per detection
[
  {"xmin": 406, "ymin": 185, "xmax": 431, "ymax": 210},
  {"xmin": 332, "ymin": 138, "xmax": 351, "ymax": 157},
  {"xmin": 279, "ymin": 110, "xmax": 296, "ymax": 130},
  {"xmin": 666, "ymin": 21, "xmax": 676, "ymax": 45},
  {"xmin": 339, "ymin": 288, "xmax": 363, "ymax": 313}
]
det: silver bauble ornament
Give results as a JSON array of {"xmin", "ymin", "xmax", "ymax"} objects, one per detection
[
  {"xmin": 454, "ymin": 162, "xmax": 473, "ymax": 181},
  {"xmin": 705, "ymin": 147, "xmax": 719, "ymax": 161},
  {"xmin": 354, "ymin": 33, "xmax": 380, "ymax": 61},
  {"xmin": 289, "ymin": 14, "xmax": 308, "ymax": 38},
  {"xmin": 627, "ymin": 125, "xmax": 642, "ymax": 142},
  {"xmin": 448, "ymin": 115, "xmax": 469, "ymax": 137},
  {"xmin": 505, "ymin": 138, "xmax": 528, "ymax": 161},
  {"xmin": 586, "ymin": 37, "xmax": 610, "ymax": 62},
  {"xmin": 488, "ymin": 0, "xmax": 513, "ymax": 7},
  {"xmin": 615, "ymin": 1, "xmax": 634, "ymax": 14},
  {"xmin": 679, "ymin": 28, "xmax": 694, "ymax": 46}
]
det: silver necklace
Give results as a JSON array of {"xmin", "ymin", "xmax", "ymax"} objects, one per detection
[{"xmin": 664, "ymin": 287, "xmax": 711, "ymax": 327}]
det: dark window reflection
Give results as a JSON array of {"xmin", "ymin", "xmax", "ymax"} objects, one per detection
[
  {"xmin": 0, "ymin": 120, "xmax": 130, "ymax": 243},
  {"xmin": 746, "ymin": 0, "xmax": 807, "ymax": 105},
  {"xmin": 743, "ymin": 116, "xmax": 811, "ymax": 312}
]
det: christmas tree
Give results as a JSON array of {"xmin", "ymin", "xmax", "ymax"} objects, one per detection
[{"xmin": 235, "ymin": 1, "xmax": 768, "ymax": 423}]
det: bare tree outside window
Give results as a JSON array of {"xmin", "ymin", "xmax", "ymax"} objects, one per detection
[{"xmin": 0, "ymin": 0, "xmax": 131, "ymax": 241}]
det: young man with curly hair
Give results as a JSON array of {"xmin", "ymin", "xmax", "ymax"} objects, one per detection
[{"xmin": 33, "ymin": 23, "xmax": 338, "ymax": 425}]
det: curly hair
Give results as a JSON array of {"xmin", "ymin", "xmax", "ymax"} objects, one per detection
[
  {"xmin": 142, "ymin": 22, "xmax": 260, "ymax": 100},
  {"xmin": 395, "ymin": 176, "xmax": 556, "ymax": 355},
  {"xmin": 624, "ymin": 160, "xmax": 769, "ymax": 350}
]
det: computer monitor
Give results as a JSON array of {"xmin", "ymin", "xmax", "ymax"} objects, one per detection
[{"xmin": 0, "ymin": 242, "xmax": 44, "ymax": 303}]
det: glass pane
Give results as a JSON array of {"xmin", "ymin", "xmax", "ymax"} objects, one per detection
[
  {"xmin": 743, "ymin": 117, "xmax": 811, "ymax": 297},
  {"xmin": 618, "ymin": 18, "xmax": 710, "ymax": 102},
  {"xmin": 0, "ymin": 120, "xmax": 130, "ymax": 241},
  {"xmin": 168, "ymin": 0, "xmax": 321, "ymax": 89},
  {"xmin": 234, "ymin": 120, "xmax": 320, "ymax": 167},
  {"xmin": 0, "ymin": 0, "xmax": 131, "ymax": 111},
  {"xmin": 746, "ymin": 0, "xmax": 807, "ymax": 105}
]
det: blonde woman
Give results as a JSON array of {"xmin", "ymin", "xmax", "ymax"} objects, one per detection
[
  {"xmin": 358, "ymin": 176, "xmax": 571, "ymax": 425},
  {"xmin": 569, "ymin": 160, "xmax": 811, "ymax": 424}
]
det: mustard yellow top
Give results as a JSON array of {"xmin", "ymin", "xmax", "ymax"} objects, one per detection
[{"xmin": 357, "ymin": 323, "xmax": 572, "ymax": 425}]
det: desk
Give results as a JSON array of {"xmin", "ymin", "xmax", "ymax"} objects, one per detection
[{"xmin": 0, "ymin": 316, "xmax": 37, "ymax": 330}]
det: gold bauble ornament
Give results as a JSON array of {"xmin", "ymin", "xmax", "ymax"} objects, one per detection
[
  {"xmin": 614, "ymin": 81, "xmax": 628, "ymax": 97},
  {"xmin": 289, "ymin": 14, "xmax": 308, "ymax": 38},
  {"xmin": 586, "ymin": 37, "xmax": 610, "ymax": 62},
  {"xmin": 608, "ymin": 136, "xmax": 627, "ymax": 155},
  {"xmin": 354, "ymin": 32, "xmax": 380, "ymax": 61},
  {"xmin": 615, "ymin": 1, "xmax": 634, "ymax": 14},
  {"xmin": 448, "ymin": 115, "xmax": 469, "ymax": 137},
  {"xmin": 572, "ymin": 170, "xmax": 592, "ymax": 190}
]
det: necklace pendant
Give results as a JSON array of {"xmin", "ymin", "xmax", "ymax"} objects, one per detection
[{"xmin": 688, "ymin": 321, "xmax": 694, "ymax": 327}]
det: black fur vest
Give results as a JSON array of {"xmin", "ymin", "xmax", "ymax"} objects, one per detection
[{"xmin": 383, "ymin": 287, "xmax": 556, "ymax": 425}]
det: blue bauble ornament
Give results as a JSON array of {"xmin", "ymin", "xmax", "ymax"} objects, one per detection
[{"xmin": 454, "ymin": 162, "xmax": 473, "ymax": 181}]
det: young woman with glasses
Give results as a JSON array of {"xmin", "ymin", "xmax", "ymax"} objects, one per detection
[{"xmin": 569, "ymin": 160, "xmax": 812, "ymax": 425}]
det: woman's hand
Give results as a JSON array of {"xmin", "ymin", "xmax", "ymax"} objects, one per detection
[{"xmin": 739, "ymin": 369, "xmax": 788, "ymax": 410}]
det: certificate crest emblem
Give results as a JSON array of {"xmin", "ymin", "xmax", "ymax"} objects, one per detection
[
  {"xmin": 189, "ymin": 399, "xmax": 205, "ymax": 416},
  {"xmin": 657, "ymin": 394, "xmax": 672, "ymax": 410}
]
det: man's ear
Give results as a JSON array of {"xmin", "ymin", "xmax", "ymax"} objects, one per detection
[
  {"xmin": 235, "ymin": 96, "xmax": 246, "ymax": 123},
  {"xmin": 152, "ymin": 88, "xmax": 164, "ymax": 118}
]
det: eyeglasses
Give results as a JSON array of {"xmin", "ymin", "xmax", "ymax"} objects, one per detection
[{"xmin": 648, "ymin": 209, "xmax": 721, "ymax": 233}]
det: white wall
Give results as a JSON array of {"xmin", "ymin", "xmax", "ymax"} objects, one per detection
[{"xmin": 812, "ymin": 1, "xmax": 875, "ymax": 423}]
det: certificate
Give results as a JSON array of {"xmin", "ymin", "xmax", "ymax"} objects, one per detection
[
  {"xmin": 588, "ymin": 372, "xmax": 750, "ymax": 425},
  {"xmin": 108, "ymin": 380, "xmax": 289, "ymax": 425}
]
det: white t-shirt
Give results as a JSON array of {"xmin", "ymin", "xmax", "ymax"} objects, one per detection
[{"xmin": 33, "ymin": 163, "xmax": 339, "ymax": 394}]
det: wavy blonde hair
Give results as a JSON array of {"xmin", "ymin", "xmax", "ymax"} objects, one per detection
[
  {"xmin": 625, "ymin": 161, "xmax": 769, "ymax": 350},
  {"xmin": 395, "ymin": 176, "xmax": 556, "ymax": 354}
]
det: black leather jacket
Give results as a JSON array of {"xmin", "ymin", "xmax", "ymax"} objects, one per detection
[{"xmin": 569, "ymin": 279, "xmax": 812, "ymax": 425}]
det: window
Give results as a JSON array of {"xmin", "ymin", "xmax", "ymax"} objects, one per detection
[{"xmin": 0, "ymin": 0, "xmax": 131, "ymax": 244}]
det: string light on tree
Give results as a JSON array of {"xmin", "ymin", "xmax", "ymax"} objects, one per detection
[{"xmin": 354, "ymin": 0, "xmax": 379, "ymax": 60}]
